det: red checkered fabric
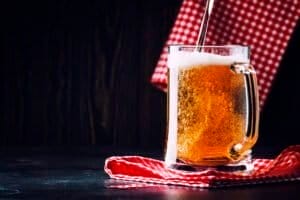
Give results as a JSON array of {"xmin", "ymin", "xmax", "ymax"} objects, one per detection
[
  {"xmin": 150, "ymin": 0, "xmax": 300, "ymax": 108},
  {"xmin": 104, "ymin": 145, "xmax": 300, "ymax": 188}
]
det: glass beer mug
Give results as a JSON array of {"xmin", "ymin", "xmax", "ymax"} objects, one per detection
[{"xmin": 165, "ymin": 45, "xmax": 259, "ymax": 171}]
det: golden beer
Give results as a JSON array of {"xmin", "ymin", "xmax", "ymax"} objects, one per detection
[{"xmin": 165, "ymin": 45, "xmax": 259, "ymax": 168}]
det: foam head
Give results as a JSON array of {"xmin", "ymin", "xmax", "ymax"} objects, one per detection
[{"xmin": 168, "ymin": 51, "xmax": 249, "ymax": 69}]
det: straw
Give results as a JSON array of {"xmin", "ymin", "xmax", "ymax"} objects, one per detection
[{"xmin": 196, "ymin": 0, "xmax": 215, "ymax": 49}]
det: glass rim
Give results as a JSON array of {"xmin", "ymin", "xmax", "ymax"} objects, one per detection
[
  {"xmin": 168, "ymin": 44, "xmax": 249, "ymax": 49},
  {"xmin": 168, "ymin": 44, "xmax": 250, "ymax": 59}
]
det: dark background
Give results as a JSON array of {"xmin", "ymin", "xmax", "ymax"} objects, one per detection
[{"xmin": 1, "ymin": 0, "xmax": 300, "ymax": 151}]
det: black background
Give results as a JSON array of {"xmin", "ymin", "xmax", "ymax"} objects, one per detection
[{"xmin": 1, "ymin": 0, "xmax": 300, "ymax": 151}]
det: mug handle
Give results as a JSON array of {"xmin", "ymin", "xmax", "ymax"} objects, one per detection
[{"xmin": 230, "ymin": 63, "xmax": 260, "ymax": 160}]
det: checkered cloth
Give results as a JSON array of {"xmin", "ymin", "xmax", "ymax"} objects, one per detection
[
  {"xmin": 150, "ymin": 0, "xmax": 300, "ymax": 108},
  {"xmin": 104, "ymin": 145, "xmax": 300, "ymax": 188}
]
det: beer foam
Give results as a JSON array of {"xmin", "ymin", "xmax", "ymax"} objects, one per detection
[{"xmin": 168, "ymin": 51, "xmax": 249, "ymax": 68}]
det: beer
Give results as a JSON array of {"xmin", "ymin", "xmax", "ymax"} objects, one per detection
[
  {"xmin": 165, "ymin": 46, "xmax": 259, "ymax": 168},
  {"xmin": 178, "ymin": 65, "xmax": 247, "ymax": 165}
]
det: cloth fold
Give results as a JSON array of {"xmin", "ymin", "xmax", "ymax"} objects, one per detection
[
  {"xmin": 104, "ymin": 145, "xmax": 300, "ymax": 188},
  {"xmin": 150, "ymin": 0, "xmax": 300, "ymax": 108}
]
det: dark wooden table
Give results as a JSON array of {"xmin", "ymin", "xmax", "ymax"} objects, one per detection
[{"xmin": 0, "ymin": 147, "xmax": 299, "ymax": 199}]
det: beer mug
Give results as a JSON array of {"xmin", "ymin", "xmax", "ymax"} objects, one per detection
[{"xmin": 165, "ymin": 45, "xmax": 259, "ymax": 171}]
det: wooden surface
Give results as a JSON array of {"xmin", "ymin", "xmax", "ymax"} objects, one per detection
[
  {"xmin": 0, "ymin": 147, "xmax": 299, "ymax": 199},
  {"xmin": 1, "ymin": 0, "xmax": 181, "ymax": 147}
]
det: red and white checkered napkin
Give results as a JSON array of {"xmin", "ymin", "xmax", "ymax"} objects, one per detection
[
  {"xmin": 104, "ymin": 145, "xmax": 300, "ymax": 188},
  {"xmin": 150, "ymin": 0, "xmax": 300, "ymax": 107}
]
